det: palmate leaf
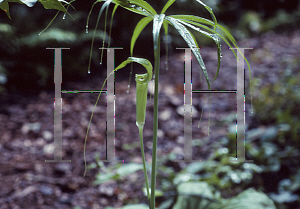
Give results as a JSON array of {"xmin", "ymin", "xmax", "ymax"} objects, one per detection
[
  {"xmin": 167, "ymin": 14, "xmax": 252, "ymax": 111},
  {"xmin": 169, "ymin": 14, "xmax": 251, "ymax": 73},
  {"xmin": 165, "ymin": 16, "xmax": 210, "ymax": 90}
]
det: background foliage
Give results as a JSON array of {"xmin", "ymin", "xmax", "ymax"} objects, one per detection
[{"xmin": 0, "ymin": 0, "xmax": 299, "ymax": 95}]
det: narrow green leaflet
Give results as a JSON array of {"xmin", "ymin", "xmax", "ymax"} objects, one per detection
[
  {"xmin": 162, "ymin": 18, "xmax": 200, "ymax": 73},
  {"xmin": 166, "ymin": 16, "xmax": 214, "ymax": 134},
  {"xmin": 162, "ymin": 20, "xmax": 169, "ymax": 45},
  {"xmin": 168, "ymin": 15, "xmax": 252, "ymax": 112},
  {"xmin": 112, "ymin": 0, "xmax": 156, "ymax": 17},
  {"xmin": 87, "ymin": 0, "xmax": 112, "ymax": 74},
  {"xmin": 169, "ymin": 15, "xmax": 238, "ymax": 49},
  {"xmin": 170, "ymin": 16, "xmax": 230, "ymax": 48},
  {"xmin": 170, "ymin": 14, "xmax": 213, "ymax": 26},
  {"xmin": 161, "ymin": 0, "xmax": 175, "ymax": 14},
  {"xmin": 165, "ymin": 16, "xmax": 210, "ymax": 90},
  {"xmin": 196, "ymin": 0, "xmax": 217, "ymax": 31},
  {"xmin": 175, "ymin": 18, "xmax": 219, "ymax": 44},
  {"xmin": 86, "ymin": 0, "xmax": 104, "ymax": 34},
  {"xmin": 191, "ymin": 1, "xmax": 220, "ymax": 82},
  {"xmin": 99, "ymin": 1, "xmax": 111, "ymax": 65},
  {"xmin": 126, "ymin": 0, "xmax": 156, "ymax": 16},
  {"xmin": 212, "ymin": 34, "xmax": 221, "ymax": 83},
  {"xmin": 176, "ymin": 18, "xmax": 222, "ymax": 83},
  {"xmin": 172, "ymin": 16, "xmax": 240, "ymax": 79},
  {"xmin": 86, "ymin": 0, "xmax": 116, "ymax": 66},
  {"xmin": 170, "ymin": 14, "xmax": 252, "ymax": 75},
  {"xmin": 108, "ymin": 4, "xmax": 119, "ymax": 47},
  {"xmin": 188, "ymin": 29, "xmax": 201, "ymax": 53},
  {"xmin": 171, "ymin": 15, "xmax": 252, "ymax": 85},
  {"xmin": 126, "ymin": 16, "xmax": 152, "ymax": 94},
  {"xmin": 131, "ymin": 16, "xmax": 153, "ymax": 56}
]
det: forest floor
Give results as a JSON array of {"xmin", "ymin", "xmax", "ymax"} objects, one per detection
[{"xmin": 0, "ymin": 29, "xmax": 299, "ymax": 209}]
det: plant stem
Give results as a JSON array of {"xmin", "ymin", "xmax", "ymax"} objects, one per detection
[
  {"xmin": 138, "ymin": 126, "xmax": 151, "ymax": 203},
  {"xmin": 150, "ymin": 36, "xmax": 160, "ymax": 209}
]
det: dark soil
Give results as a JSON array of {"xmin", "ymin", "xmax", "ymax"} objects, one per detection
[{"xmin": 0, "ymin": 29, "xmax": 299, "ymax": 209}]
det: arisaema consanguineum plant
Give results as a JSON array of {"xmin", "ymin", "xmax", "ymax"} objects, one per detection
[
  {"xmin": 81, "ymin": 0, "xmax": 252, "ymax": 208},
  {"xmin": 0, "ymin": 0, "xmax": 252, "ymax": 208}
]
